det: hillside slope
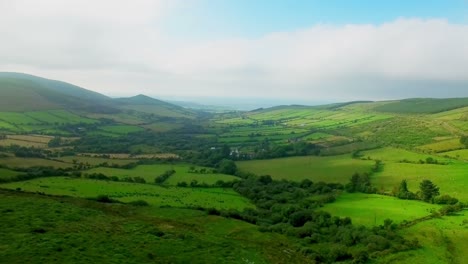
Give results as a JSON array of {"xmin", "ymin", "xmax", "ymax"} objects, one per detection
[
  {"xmin": 0, "ymin": 72, "xmax": 115, "ymax": 113},
  {"xmin": 115, "ymin": 94, "xmax": 196, "ymax": 118},
  {"xmin": 373, "ymin": 98, "xmax": 468, "ymax": 114}
]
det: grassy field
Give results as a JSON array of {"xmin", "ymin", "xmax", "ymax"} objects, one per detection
[
  {"xmin": 321, "ymin": 193, "xmax": 440, "ymax": 226},
  {"xmin": 0, "ymin": 177, "xmax": 251, "ymax": 210},
  {"xmin": 237, "ymin": 154, "xmax": 374, "ymax": 183},
  {"xmin": 361, "ymin": 147, "xmax": 452, "ymax": 163},
  {"xmin": 0, "ymin": 168, "xmax": 22, "ymax": 180},
  {"xmin": 416, "ymin": 138, "xmax": 465, "ymax": 153},
  {"xmin": 439, "ymin": 149, "xmax": 468, "ymax": 160},
  {"xmin": 57, "ymin": 156, "xmax": 137, "ymax": 166},
  {"xmin": 0, "ymin": 157, "xmax": 73, "ymax": 169},
  {"xmin": 98, "ymin": 125, "xmax": 145, "ymax": 135},
  {"xmin": 377, "ymin": 212, "xmax": 468, "ymax": 264},
  {"xmin": 0, "ymin": 189, "xmax": 308, "ymax": 264},
  {"xmin": 373, "ymin": 162, "xmax": 468, "ymax": 202},
  {"xmin": 85, "ymin": 164, "xmax": 239, "ymax": 185}
]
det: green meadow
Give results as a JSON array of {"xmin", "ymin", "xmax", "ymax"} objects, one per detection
[
  {"xmin": 321, "ymin": 193, "xmax": 440, "ymax": 226},
  {"xmin": 1, "ymin": 177, "xmax": 251, "ymax": 210},
  {"xmin": 237, "ymin": 154, "xmax": 374, "ymax": 183},
  {"xmin": 85, "ymin": 164, "xmax": 239, "ymax": 185}
]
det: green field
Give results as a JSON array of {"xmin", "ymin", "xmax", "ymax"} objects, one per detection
[
  {"xmin": 57, "ymin": 156, "xmax": 137, "ymax": 166},
  {"xmin": 98, "ymin": 125, "xmax": 145, "ymax": 135},
  {"xmin": 0, "ymin": 168, "xmax": 22, "ymax": 180},
  {"xmin": 237, "ymin": 155, "xmax": 374, "ymax": 183},
  {"xmin": 0, "ymin": 177, "xmax": 251, "ymax": 210},
  {"xmin": 440, "ymin": 149, "xmax": 468, "ymax": 160},
  {"xmin": 0, "ymin": 157, "xmax": 73, "ymax": 169},
  {"xmin": 361, "ymin": 147, "xmax": 452, "ymax": 163},
  {"xmin": 373, "ymin": 162, "xmax": 468, "ymax": 201},
  {"xmin": 0, "ymin": 189, "xmax": 308, "ymax": 264},
  {"xmin": 86, "ymin": 164, "xmax": 239, "ymax": 185},
  {"xmin": 321, "ymin": 193, "xmax": 440, "ymax": 226},
  {"xmin": 378, "ymin": 212, "xmax": 468, "ymax": 264}
]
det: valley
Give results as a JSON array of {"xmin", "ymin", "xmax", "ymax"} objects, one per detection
[{"xmin": 0, "ymin": 73, "xmax": 467, "ymax": 263}]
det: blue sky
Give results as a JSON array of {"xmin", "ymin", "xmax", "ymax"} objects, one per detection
[
  {"xmin": 1, "ymin": 0, "xmax": 468, "ymax": 103},
  {"xmin": 164, "ymin": 0, "xmax": 468, "ymax": 39}
]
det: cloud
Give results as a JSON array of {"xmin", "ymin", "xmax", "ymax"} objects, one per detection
[{"xmin": 0, "ymin": 1, "xmax": 467, "ymax": 101}]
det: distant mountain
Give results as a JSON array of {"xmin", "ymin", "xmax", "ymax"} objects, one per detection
[{"xmin": 0, "ymin": 72, "xmax": 115, "ymax": 113}]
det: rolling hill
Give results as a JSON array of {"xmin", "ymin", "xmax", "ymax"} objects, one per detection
[
  {"xmin": 0, "ymin": 73, "xmax": 194, "ymax": 118},
  {"xmin": 373, "ymin": 97, "xmax": 468, "ymax": 114},
  {"xmin": 0, "ymin": 72, "xmax": 115, "ymax": 113}
]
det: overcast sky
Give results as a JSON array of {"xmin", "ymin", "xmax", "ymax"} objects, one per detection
[{"xmin": 1, "ymin": 0, "xmax": 468, "ymax": 103}]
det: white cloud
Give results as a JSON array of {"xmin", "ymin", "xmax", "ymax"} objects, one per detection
[{"xmin": 0, "ymin": 1, "xmax": 467, "ymax": 101}]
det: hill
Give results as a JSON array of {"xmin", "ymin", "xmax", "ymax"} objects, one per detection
[
  {"xmin": 0, "ymin": 72, "xmax": 115, "ymax": 113},
  {"xmin": 115, "ymin": 94, "xmax": 196, "ymax": 118},
  {"xmin": 373, "ymin": 97, "xmax": 468, "ymax": 114}
]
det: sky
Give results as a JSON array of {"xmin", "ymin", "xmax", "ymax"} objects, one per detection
[{"xmin": 0, "ymin": 0, "xmax": 468, "ymax": 104}]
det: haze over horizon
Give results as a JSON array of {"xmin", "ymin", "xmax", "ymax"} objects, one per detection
[{"xmin": 1, "ymin": 0, "xmax": 468, "ymax": 103}]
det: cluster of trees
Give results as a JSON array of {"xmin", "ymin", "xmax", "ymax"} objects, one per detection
[
  {"xmin": 218, "ymin": 175, "xmax": 419, "ymax": 263},
  {"xmin": 252, "ymin": 140, "xmax": 321, "ymax": 160},
  {"xmin": 83, "ymin": 173, "xmax": 147, "ymax": 184},
  {"xmin": 345, "ymin": 173, "xmax": 376, "ymax": 193},
  {"xmin": 176, "ymin": 179, "xmax": 237, "ymax": 188},
  {"xmin": 395, "ymin": 179, "xmax": 459, "ymax": 205}
]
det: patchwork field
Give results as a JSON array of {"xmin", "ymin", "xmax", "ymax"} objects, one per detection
[
  {"xmin": 237, "ymin": 154, "xmax": 374, "ymax": 183},
  {"xmin": 0, "ymin": 177, "xmax": 252, "ymax": 210}
]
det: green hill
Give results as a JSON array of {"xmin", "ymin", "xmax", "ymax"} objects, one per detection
[
  {"xmin": 373, "ymin": 98, "xmax": 468, "ymax": 114},
  {"xmin": 115, "ymin": 94, "xmax": 196, "ymax": 118},
  {"xmin": 0, "ymin": 72, "xmax": 116, "ymax": 113}
]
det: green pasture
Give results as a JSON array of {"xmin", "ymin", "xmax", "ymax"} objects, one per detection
[
  {"xmin": 57, "ymin": 156, "xmax": 137, "ymax": 166},
  {"xmin": 0, "ymin": 168, "xmax": 22, "ymax": 180},
  {"xmin": 98, "ymin": 125, "xmax": 144, "ymax": 135},
  {"xmin": 0, "ymin": 157, "xmax": 72, "ymax": 169},
  {"xmin": 373, "ymin": 162, "xmax": 468, "ymax": 201},
  {"xmin": 321, "ymin": 193, "xmax": 440, "ymax": 226},
  {"xmin": 378, "ymin": 212, "xmax": 468, "ymax": 264},
  {"xmin": 237, "ymin": 154, "xmax": 374, "ymax": 183},
  {"xmin": 440, "ymin": 149, "xmax": 468, "ymax": 160},
  {"xmin": 361, "ymin": 147, "xmax": 452, "ymax": 163},
  {"xmin": 416, "ymin": 138, "xmax": 464, "ymax": 153},
  {"xmin": 0, "ymin": 177, "xmax": 251, "ymax": 210}
]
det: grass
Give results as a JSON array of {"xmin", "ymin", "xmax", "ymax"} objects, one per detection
[
  {"xmin": 361, "ymin": 147, "xmax": 452, "ymax": 163},
  {"xmin": 439, "ymin": 149, "xmax": 468, "ymax": 160},
  {"xmin": 85, "ymin": 164, "xmax": 239, "ymax": 185},
  {"xmin": 98, "ymin": 125, "xmax": 144, "ymax": 135},
  {"xmin": 320, "ymin": 193, "xmax": 440, "ymax": 227},
  {"xmin": 0, "ymin": 189, "xmax": 309, "ymax": 264},
  {"xmin": 56, "ymin": 156, "xmax": 137, "ymax": 166},
  {"xmin": 0, "ymin": 157, "xmax": 73, "ymax": 169},
  {"xmin": 237, "ymin": 154, "xmax": 374, "ymax": 183},
  {"xmin": 0, "ymin": 177, "xmax": 251, "ymax": 210},
  {"xmin": 373, "ymin": 162, "xmax": 468, "ymax": 202},
  {"xmin": 377, "ymin": 212, "xmax": 468, "ymax": 264},
  {"xmin": 416, "ymin": 138, "xmax": 465, "ymax": 153},
  {"xmin": 0, "ymin": 168, "xmax": 22, "ymax": 180}
]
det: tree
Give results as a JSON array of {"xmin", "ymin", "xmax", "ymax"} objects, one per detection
[
  {"xmin": 217, "ymin": 159, "xmax": 237, "ymax": 175},
  {"xmin": 419, "ymin": 180, "xmax": 440, "ymax": 202},
  {"xmin": 461, "ymin": 136, "xmax": 468, "ymax": 148},
  {"xmin": 397, "ymin": 179, "xmax": 415, "ymax": 200}
]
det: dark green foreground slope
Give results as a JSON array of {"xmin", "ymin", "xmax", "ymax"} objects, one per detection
[{"xmin": 0, "ymin": 189, "xmax": 309, "ymax": 264}]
